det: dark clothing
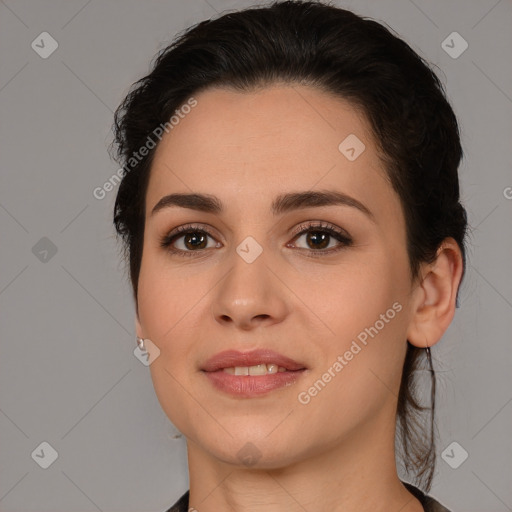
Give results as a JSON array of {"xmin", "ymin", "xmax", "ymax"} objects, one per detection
[
  {"xmin": 403, "ymin": 482, "xmax": 452, "ymax": 512},
  {"xmin": 164, "ymin": 482, "xmax": 451, "ymax": 511}
]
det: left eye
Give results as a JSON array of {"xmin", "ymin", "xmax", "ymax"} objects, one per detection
[
  {"xmin": 291, "ymin": 229, "xmax": 346, "ymax": 251},
  {"xmin": 288, "ymin": 223, "xmax": 353, "ymax": 253}
]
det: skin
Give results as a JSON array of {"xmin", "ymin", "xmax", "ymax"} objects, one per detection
[{"xmin": 135, "ymin": 84, "xmax": 463, "ymax": 512}]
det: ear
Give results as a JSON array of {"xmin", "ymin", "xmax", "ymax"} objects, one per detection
[{"xmin": 407, "ymin": 238, "xmax": 464, "ymax": 349}]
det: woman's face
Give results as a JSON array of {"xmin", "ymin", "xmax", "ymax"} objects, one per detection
[{"xmin": 136, "ymin": 85, "xmax": 418, "ymax": 468}]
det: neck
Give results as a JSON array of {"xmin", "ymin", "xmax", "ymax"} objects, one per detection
[{"xmin": 185, "ymin": 409, "xmax": 423, "ymax": 512}]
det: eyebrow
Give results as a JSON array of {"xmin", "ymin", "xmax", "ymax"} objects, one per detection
[{"xmin": 150, "ymin": 190, "xmax": 375, "ymax": 222}]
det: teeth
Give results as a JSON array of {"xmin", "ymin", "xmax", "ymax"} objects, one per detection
[
  {"xmin": 223, "ymin": 364, "xmax": 288, "ymax": 375},
  {"xmin": 234, "ymin": 366, "xmax": 249, "ymax": 376}
]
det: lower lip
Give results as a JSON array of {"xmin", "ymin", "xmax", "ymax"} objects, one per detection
[{"xmin": 203, "ymin": 369, "xmax": 306, "ymax": 397}]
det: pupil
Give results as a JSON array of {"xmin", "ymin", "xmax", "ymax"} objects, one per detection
[
  {"xmin": 185, "ymin": 232, "xmax": 207, "ymax": 250},
  {"xmin": 308, "ymin": 232, "xmax": 329, "ymax": 249}
]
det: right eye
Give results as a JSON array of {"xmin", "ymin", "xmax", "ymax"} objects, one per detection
[{"xmin": 160, "ymin": 224, "xmax": 221, "ymax": 257}]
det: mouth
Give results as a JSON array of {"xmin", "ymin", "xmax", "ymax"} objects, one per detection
[
  {"xmin": 201, "ymin": 348, "xmax": 307, "ymax": 372},
  {"xmin": 221, "ymin": 363, "xmax": 293, "ymax": 375},
  {"xmin": 201, "ymin": 349, "xmax": 307, "ymax": 397}
]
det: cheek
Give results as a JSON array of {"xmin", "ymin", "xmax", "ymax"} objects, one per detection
[
  {"xmin": 292, "ymin": 256, "xmax": 408, "ymax": 399},
  {"xmin": 137, "ymin": 250, "xmax": 205, "ymax": 341},
  {"xmin": 291, "ymin": 256, "xmax": 399, "ymax": 339}
]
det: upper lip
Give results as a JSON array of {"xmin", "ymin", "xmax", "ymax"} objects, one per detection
[{"xmin": 201, "ymin": 349, "xmax": 306, "ymax": 372}]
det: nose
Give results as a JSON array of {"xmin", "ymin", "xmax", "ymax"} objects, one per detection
[{"xmin": 210, "ymin": 252, "xmax": 290, "ymax": 331}]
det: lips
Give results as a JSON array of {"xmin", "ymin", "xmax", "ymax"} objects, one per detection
[{"xmin": 201, "ymin": 349, "xmax": 306, "ymax": 372}]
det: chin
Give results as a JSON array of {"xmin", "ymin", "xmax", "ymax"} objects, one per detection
[{"xmin": 197, "ymin": 431, "xmax": 306, "ymax": 470}]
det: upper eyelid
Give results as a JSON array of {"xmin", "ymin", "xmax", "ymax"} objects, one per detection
[{"xmin": 290, "ymin": 221, "xmax": 349, "ymax": 238}]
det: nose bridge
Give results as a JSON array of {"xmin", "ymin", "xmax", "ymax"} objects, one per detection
[
  {"xmin": 228, "ymin": 244, "xmax": 268, "ymax": 299},
  {"xmin": 210, "ymin": 238, "xmax": 288, "ymax": 328}
]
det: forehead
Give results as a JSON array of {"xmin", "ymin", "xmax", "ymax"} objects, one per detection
[{"xmin": 146, "ymin": 85, "xmax": 397, "ymax": 220}]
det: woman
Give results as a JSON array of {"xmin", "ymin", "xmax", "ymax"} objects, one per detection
[{"xmin": 110, "ymin": 1, "xmax": 468, "ymax": 510}]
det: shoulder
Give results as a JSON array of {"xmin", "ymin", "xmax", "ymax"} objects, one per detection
[
  {"xmin": 163, "ymin": 490, "xmax": 189, "ymax": 512},
  {"xmin": 403, "ymin": 481, "xmax": 453, "ymax": 512}
]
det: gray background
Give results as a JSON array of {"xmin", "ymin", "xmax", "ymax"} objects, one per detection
[{"xmin": 0, "ymin": 0, "xmax": 511, "ymax": 511}]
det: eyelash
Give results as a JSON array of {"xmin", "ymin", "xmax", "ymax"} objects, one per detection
[{"xmin": 159, "ymin": 222, "xmax": 353, "ymax": 258}]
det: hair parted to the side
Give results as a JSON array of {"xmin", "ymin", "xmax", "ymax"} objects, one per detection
[{"xmin": 109, "ymin": 0, "xmax": 469, "ymax": 493}]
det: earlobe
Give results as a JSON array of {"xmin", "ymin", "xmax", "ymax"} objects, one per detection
[{"xmin": 407, "ymin": 238, "xmax": 464, "ymax": 349}]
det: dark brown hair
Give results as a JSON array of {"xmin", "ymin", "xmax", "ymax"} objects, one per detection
[{"xmin": 110, "ymin": 0, "xmax": 468, "ymax": 492}]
